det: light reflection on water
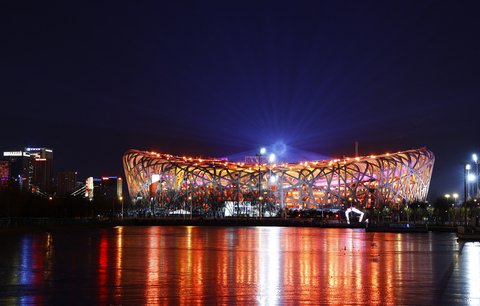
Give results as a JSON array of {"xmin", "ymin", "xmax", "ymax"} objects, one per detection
[{"xmin": 0, "ymin": 226, "xmax": 478, "ymax": 305}]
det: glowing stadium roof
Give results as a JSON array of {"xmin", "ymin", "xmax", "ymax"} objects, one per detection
[{"xmin": 123, "ymin": 147, "xmax": 434, "ymax": 212}]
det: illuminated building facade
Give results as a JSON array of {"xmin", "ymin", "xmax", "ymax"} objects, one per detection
[
  {"xmin": 123, "ymin": 148, "xmax": 434, "ymax": 216},
  {"xmin": 2, "ymin": 150, "xmax": 33, "ymax": 191},
  {"xmin": 1, "ymin": 147, "xmax": 53, "ymax": 193},
  {"xmin": 0, "ymin": 160, "xmax": 9, "ymax": 188},
  {"xmin": 28, "ymin": 147, "xmax": 54, "ymax": 193}
]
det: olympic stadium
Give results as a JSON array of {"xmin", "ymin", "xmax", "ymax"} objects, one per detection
[{"xmin": 122, "ymin": 147, "xmax": 434, "ymax": 218}]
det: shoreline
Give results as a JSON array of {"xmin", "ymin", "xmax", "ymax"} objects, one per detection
[{"xmin": 0, "ymin": 217, "xmax": 457, "ymax": 232}]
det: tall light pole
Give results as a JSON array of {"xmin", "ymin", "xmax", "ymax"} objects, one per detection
[
  {"xmin": 268, "ymin": 153, "xmax": 276, "ymax": 217},
  {"xmin": 183, "ymin": 177, "xmax": 188, "ymax": 220},
  {"xmin": 453, "ymin": 193, "xmax": 459, "ymax": 225},
  {"xmin": 119, "ymin": 196, "xmax": 123, "ymax": 218},
  {"xmin": 445, "ymin": 194, "xmax": 451, "ymax": 224},
  {"xmin": 453, "ymin": 193, "xmax": 459, "ymax": 203},
  {"xmin": 465, "ymin": 164, "xmax": 470, "ymax": 226},
  {"xmin": 189, "ymin": 194, "xmax": 193, "ymax": 220},
  {"xmin": 257, "ymin": 147, "xmax": 266, "ymax": 218},
  {"xmin": 473, "ymin": 154, "xmax": 478, "ymax": 199}
]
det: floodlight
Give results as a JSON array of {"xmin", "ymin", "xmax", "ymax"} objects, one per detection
[{"xmin": 269, "ymin": 153, "xmax": 276, "ymax": 163}]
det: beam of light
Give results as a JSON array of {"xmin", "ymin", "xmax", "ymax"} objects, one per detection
[
  {"xmin": 268, "ymin": 153, "xmax": 276, "ymax": 163},
  {"xmin": 226, "ymin": 141, "xmax": 332, "ymax": 163}
]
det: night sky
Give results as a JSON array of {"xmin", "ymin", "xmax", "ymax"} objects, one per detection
[{"xmin": 2, "ymin": 1, "xmax": 480, "ymax": 199}]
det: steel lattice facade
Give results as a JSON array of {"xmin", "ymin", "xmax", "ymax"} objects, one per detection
[{"xmin": 122, "ymin": 148, "xmax": 434, "ymax": 214}]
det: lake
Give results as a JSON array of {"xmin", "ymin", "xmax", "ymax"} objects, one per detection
[{"xmin": 0, "ymin": 226, "xmax": 478, "ymax": 305}]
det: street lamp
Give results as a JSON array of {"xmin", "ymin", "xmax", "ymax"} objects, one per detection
[
  {"xmin": 269, "ymin": 174, "xmax": 278, "ymax": 217},
  {"xmin": 119, "ymin": 196, "xmax": 123, "ymax": 218},
  {"xmin": 473, "ymin": 154, "xmax": 479, "ymax": 199},
  {"xmin": 445, "ymin": 194, "xmax": 452, "ymax": 224},
  {"xmin": 183, "ymin": 177, "xmax": 188, "ymax": 220},
  {"xmin": 453, "ymin": 193, "xmax": 458, "ymax": 204},
  {"xmin": 256, "ymin": 147, "xmax": 266, "ymax": 218},
  {"xmin": 464, "ymin": 164, "xmax": 470, "ymax": 226},
  {"xmin": 188, "ymin": 195, "xmax": 193, "ymax": 220},
  {"xmin": 453, "ymin": 193, "xmax": 459, "ymax": 225}
]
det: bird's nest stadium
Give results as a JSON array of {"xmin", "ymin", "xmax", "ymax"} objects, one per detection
[{"xmin": 122, "ymin": 148, "xmax": 434, "ymax": 218}]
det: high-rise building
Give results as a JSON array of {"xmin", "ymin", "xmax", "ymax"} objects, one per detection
[
  {"xmin": 1, "ymin": 147, "xmax": 54, "ymax": 193},
  {"xmin": 93, "ymin": 176, "xmax": 123, "ymax": 200},
  {"xmin": 2, "ymin": 150, "xmax": 33, "ymax": 191},
  {"xmin": 57, "ymin": 171, "xmax": 77, "ymax": 196},
  {"xmin": 26, "ymin": 147, "xmax": 53, "ymax": 193},
  {"xmin": 0, "ymin": 160, "xmax": 9, "ymax": 188}
]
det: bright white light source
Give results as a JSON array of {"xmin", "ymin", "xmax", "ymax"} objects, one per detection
[
  {"xmin": 467, "ymin": 173, "xmax": 476, "ymax": 182},
  {"xmin": 260, "ymin": 147, "xmax": 266, "ymax": 155},
  {"xmin": 268, "ymin": 153, "xmax": 276, "ymax": 163},
  {"xmin": 473, "ymin": 154, "xmax": 478, "ymax": 163},
  {"xmin": 466, "ymin": 164, "xmax": 471, "ymax": 170}
]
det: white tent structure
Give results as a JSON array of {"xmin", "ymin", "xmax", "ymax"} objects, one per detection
[{"xmin": 345, "ymin": 207, "xmax": 364, "ymax": 224}]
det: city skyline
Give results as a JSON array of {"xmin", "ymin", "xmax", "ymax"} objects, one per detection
[{"xmin": 2, "ymin": 1, "xmax": 480, "ymax": 199}]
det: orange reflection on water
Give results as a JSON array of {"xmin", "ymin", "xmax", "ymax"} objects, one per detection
[
  {"xmin": 190, "ymin": 227, "xmax": 205, "ymax": 305},
  {"xmin": 100, "ymin": 226, "xmax": 452, "ymax": 304},
  {"xmin": 2, "ymin": 226, "xmax": 470, "ymax": 305},
  {"xmin": 178, "ymin": 226, "xmax": 196, "ymax": 305},
  {"xmin": 233, "ymin": 228, "xmax": 258, "ymax": 303},
  {"xmin": 145, "ymin": 226, "xmax": 161, "ymax": 305},
  {"xmin": 114, "ymin": 226, "xmax": 123, "ymax": 303},
  {"xmin": 277, "ymin": 229, "xmax": 428, "ymax": 305}
]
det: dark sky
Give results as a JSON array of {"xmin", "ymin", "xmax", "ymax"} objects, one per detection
[{"xmin": 2, "ymin": 1, "xmax": 480, "ymax": 199}]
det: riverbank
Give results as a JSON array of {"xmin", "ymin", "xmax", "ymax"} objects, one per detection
[{"xmin": 0, "ymin": 217, "xmax": 458, "ymax": 232}]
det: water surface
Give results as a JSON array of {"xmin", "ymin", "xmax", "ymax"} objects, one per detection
[{"xmin": 0, "ymin": 226, "xmax": 478, "ymax": 305}]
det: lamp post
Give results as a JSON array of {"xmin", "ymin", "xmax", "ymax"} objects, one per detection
[
  {"xmin": 160, "ymin": 180, "xmax": 166, "ymax": 215},
  {"xmin": 473, "ymin": 154, "xmax": 479, "ymax": 199},
  {"xmin": 257, "ymin": 147, "xmax": 266, "ymax": 218},
  {"xmin": 466, "ymin": 168, "xmax": 477, "ymax": 226},
  {"xmin": 453, "ymin": 193, "xmax": 459, "ymax": 203},
  {"xmin": 445, "ymin": 194, "xmax": 451, "ymax": 224},
  {"xmin": 270, "ymin": 173, "xmax": 277, "ymax": 217},
  {"xmin": 119, "ymin": 196, "xmax": 123, "ymax": 218},
  {"xmin": 268, "ymin": 153, "xmax": 276, "ymax": 217},
  {"xmin": 453, "ymin": 193, "xmax": 458, "ymax": 225},
  {"xmin": 189, "ymin": 195, "xmax": 193, "ymax": 220},
  {"xmin": 185, "ymin": 175, "xmax": 193, "ymax": 220},
  {"xmin": 183, "ymin": 177, "xmax": 188, "ymax": 220},
  {"xmin": 464, "ymin": 164, "xmax": 470, "ymax": 226}
]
